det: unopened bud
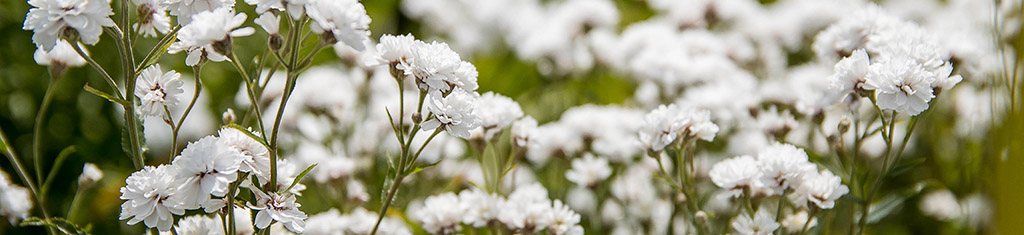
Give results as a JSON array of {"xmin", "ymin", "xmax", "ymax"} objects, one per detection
[
  {"xmin": 268, "ymin": 34, "xmax": 283, "ymax": 51},
  {"xmin": 675, "ymin": 192, "xmax": 687, "ymax": 204},
  {"xmin": 412, "ymin": 112, "xmax": 422, "ymax": 124},
  {"xmin": 838, "ymin": 117, "xmax": 851, "ymax": 134},
  {"xmin": 695, "ymin": 211, "xmax": 708, "ymax": 225},
  {"xmin": 222, "ymin": 108, "xmax": 236, "ymax": 124},
  {"xmin": 77, "ymin": 163, "xmax": 104, "ymax": 189}
]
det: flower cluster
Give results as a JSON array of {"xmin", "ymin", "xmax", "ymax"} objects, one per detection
[
  {"xmin": 414, "ymin": 184, "xmax": 583, "ymax": 235},
  {"xmin": 23, "ymin": 0, "xmax": 115, "ymax": 50},
  {"xmin": 0, "ymin": 171, "xmax": 34, "ymax": 224},
  {"xmin": 710, "ymin": 143, "xmax": 849, "ymax": 209},
  {"xmin": 638, "ymin": 103, "xmax": 720, "ymax": 152}
]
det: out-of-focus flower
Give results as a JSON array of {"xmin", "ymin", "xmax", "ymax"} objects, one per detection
[
  {"xmin": 512, "ymin": 116, "xmax": 538, "ymax": 148},
  {"xmin": 709, "ymin": 155, "xmax": 763, "ymax": 198},
  {"xmin": 422, "ymin": 89, "xmax": 481, "ymax": 139},
  {"xmin": 245, "ymin": 0, "xmax": 306, "ymax": 19},
  {"xmin": 780, "ymin": 210, "xmax": 817, "ymax": 233},
  {"xmin": 459, "ymin": 188, "xmax": 500, "ymax": 228},
  {"xmin": 119, "ymin": 165, "xmax": 185, "ymax": 231},
  {"xmin": 829, "ymin": 49, "xmax": 871, "ymax": 101},
  {"xmin": 549, "ymin": 200, "xmax": 584, "ymax": 235},
  {"xmin": 78, "ymin": 162, "xmax": 104, "ymax": 188},
  {"xmin": 132, "ymin": 0, "xmax": 170, "ymax": 37},
  {"xmin": 135, "ymin": 65, "xmax": 185, "ymax": 117},
  {"xmin": 23, "ymin": 0, "xmax": 116, "ymax": 50},
  {"xmin": 756, "ymin": 143, "xmax": 815, "ymax": 196},
  {"xmin": 305, "ymin": 0, "xmax": 370, "ymax": 50},
  {"xmin": 170, "ymin": 8, "xmax": 254, "ymax": 66},
  {"xmin": 166, "ymin": 0, "xmax": 234, "ymax": 25},
  {"xmin": 793, "ymin": 169, "xmax": 848, "ymax": 209},
  {"xmin": 0, "ymin": 170, "xmax": 34, "ymax": 224},
  {"xmin": 638, "ymin": 104, "xmax": 719, "ymax": 152},
  {"xmin": 919, "ymin": 189, "xmax": 961, "ymax": 221},
  {"xmin": 171, "ymin": 214, "xmax": 224, "ymax": 235},
  {"xmin": 416, "ymin": 192, "xmax": 463, "ymax": 234},
  {"xmin": 377, "ymin": 34, "xmax": 418, "ymax": 68},
  {"xmin": 470, "ymin": 92, "xmax": 524, "ymax": 141},
  {"xmin": 565, "ymin": 153, "xmax": 612, "ymax": 187},
  {"xmin": 731, "ymin": 208, "xmax": 780, "ymax": 235}
]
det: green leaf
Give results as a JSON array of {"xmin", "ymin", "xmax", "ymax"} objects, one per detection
[
  {"xmin": 280, "ymin": 163, "xmax": 316, "ymax": 193},
  {"xmin": 120, "ymin": 112, "xmax": 147, "ymax": 161},
  {"xmin": 407, "ymin": 160, "xmax": 442, "ymax": 175},
  {"xmin": 83, "ymin": 84, "xmax": 127, "ymax": 106},
  {"xmin": 20, "ymin": 217, "xmax": 91, "ymax": 235},
  {"xmin": 889, "ymin": 157, "xmax": 926, "ymax": 177},
  {"xmin": 866, "ymin": 193, "xmax": 906, "ymax": 224},
  {"xmin": 224, "ymin": 124, "xmax": 270, "ymax": 148}
]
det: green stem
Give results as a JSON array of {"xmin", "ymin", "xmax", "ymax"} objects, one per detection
[
  {"xmin": 33, "ymin": 77, "xmax": 59, "ymax": 186},
  {"xmin": 71, "ymin": 43, "xmax": 122, "ymax": 100},
  {"xmin": 0, "ymin": 126, "xmax": 54, "ymax": 235},
  {"xmin": 169, "ymin": 65, "xmax": 203, "ymax": 159}
]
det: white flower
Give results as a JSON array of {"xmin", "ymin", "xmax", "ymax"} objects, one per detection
[
  {"xmin": 119, "ymin": 165, "xmax": 185, "ymax": 231},
  {"xmin": 377, "ymin": 34, "xmax": 418, "ymax": 66},
  {"xmin": 780, "ymin": 210, "xmax": 817, "ymax": 233},
  {"xmin": 217, "ymin": 127, "xmax": 271, "ymax": 180},
  {"xmin": 254, "ymin": 12, "xmax": 280, "ymax": 35},
  {"xmin": 169, "ymin": 8, "xmax": 254, "ymax": 66},
  {"xmin": 565, "ymin": 153, "xmax": 612, "ymax": 187},
  {"xmin": 166, "ymin": 0, "xmax": 234, "ymax": 25},
  {"xmin": 931, "ymin": 62, "xmax": 962, "ymax": 94},
  {"xmin": 709, "ymin": 155, "xmax": 763, "ymax": 198},
  {"xmin": 172, "ymin": 214, "xmax": 224, "ymax": 235},
  {"xmin": 864, "ymin": 55, "xmax": 936, "ymax": 116},
  {"xmin": 829, "ymin": 49, "xmax": 871, "ymax": 101},
  {"xmin": 135, "ymin": 64, "xmax": 185, "ymax": 117},
  {"xmin": 171, "ymin": 136, "xmax": 245, "ymax": 209},
  {"xmin": 919, "ymin": 189, "xmax": 961, "ymax": 221},
  {"xmin": 793, "ymin": 169, "xmax": 849, "ymax": 209},
  {"xmin": 756, "ymin": 143, "xmax": 816, "ymax": 196},
  {"xmin": 78, "ymin": 162, "xmax": 104, "ymax": 187},
  {"xmin": 731, "ymin": 208, "xmax": 780, "ymax": 235},
  {"xmin": 245, "ymin": 0, "xmax": 306, "ymax": 19},
  {"xmin": 132, "ymin": 0, "xmax": 170, "ymax": 37},
  {"xmin": 305, "ymin": 0, "xmax": 371, "ymax": 50},
  {"xmin": 458, "ymin": 188, "xmax": 500, "ymax": 227},
  {"xmin": 34, "ymin": 40, "xmax": 86, "ymax": 68},
  {"xmin": 470, "ymin": 92, "xmax": 524, "ymax": 140},
  {"xmin": 404, "ymin": 41, "xmax": 478, "ymax": 96},
  {"xmin": 499, "ymin": 183, "xmax": 553, "ymax": 231},
  {"xmin": 249, "ymin": 189, "xmax": 307, "ymax": 233},
  {"xmin": 548, "ymin": 200, "xmax": 583, "ymax": 235},
  {"xmin": 0, "ymin": 171, "xmax": 33, "ymax": 224},
  {"xmin": 417, "ymin": 192, "xmax": 463, "ymax": 234},
  {"xmin": 422, "ymin": 89, "xmax": 481, "ymax": 139},
  {"xmin": 23, "ymin": 0, "xmax": 116, "ymax": 50},
  {"xmin": 638, "ymin": 104, "xmax": 719, "ymax": 152},
  {"xmin": 512, "ymin": 116, "xmax": 538, "ymax": 148}
]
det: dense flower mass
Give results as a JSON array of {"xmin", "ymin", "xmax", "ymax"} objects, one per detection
[
  {"xmin": 119, "ymin": 165, "xmax": 185, "ymax": 231},
  {"xmin": 305, "ymin": 0, "xmax": 371, "ymax": 50},
  {"xmin": 23, "ymin": 0, "xmax": 116, "ymax": 50}
]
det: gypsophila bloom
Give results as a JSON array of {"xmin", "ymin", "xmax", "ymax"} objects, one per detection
[
  {"xmin": 459, "ymin": 188, "xmax": 500, "ymax": 228},
  {"xmin": 548, "ymin": 200, "xmax": 584, "ymax": 235},
  {"xmin": 417, "ymin": 192, "xmax": 463, "ymax": 234},
  {"xmin": 34, "ymin": 40, "xmax": 86, "ymax": 68},
  {"xmin": 931, "ymin": 62, "xmax": 963, "ymax": 95},
  {"xmin": 512, "ymin": 116, "xmax": 538, "ymax": 148},
  {"xmin": 171, "ymin": 136, "xmax": 244, "ymax": 209},
  {"xmin": 709, "ymin": 155, "xmax": 763, "ymax": 198},
  {"xmin": 793, "ymin": 169, "xmax": 849, "ymax": 209},
  {"xmin": 245, "ymin": 0, "xmax": 306, "ymax": 18},
  {"xmin": 169, "ymin": 7, "xmax": 254, "ymax": 66},
  {"xmin": 166, "ymin": 0, "xmax": 234, "ymax": 25},
  {"xmin": 405, "ymin": 41, "xmax": 479, "ymax": 96},
  {"xmin": 422, "ymin": 89, "xmax": 481, "ymax": 139},
  {"xmin": 305, "ymin": 0, "xmax": 370, "ymax": 50},
  {"xmin": 470, "ymin": 92, "xmax": 524, "ymax": 140},
  {"xmin": 377, "ymin": 34, "xmax": 417, "ymax": 67},
  {"xmin": 254, "ymin": 12, "xmax": 280, "ymax": 35},
  {"xmin": 217, "ymin": 127, "xmax": 271, "ymax": 180},
  {"xmin": 780, "ymin": 210, "xmax": 817, "ymax": 233},
  {"xmin": 171, "ymin": 214, "xmax": 224, "ymax": 235},
  {"xmin": 864, "ymin": 54, "xmax": 936, "ymax": 116},
  {"xmin": 829, "ymin": 49, "xmax": 871, "ymax": 101},
  {"xmin": 0, "ymin": 170, "xmax": 33, "ymax": 224},
  {"xmin": 78, "ymin": 162, "xmax": 103, "ymax": 188},
  {"xmin": 132, "ymin": 0, "xmax": 170, "ymax": 37},
  {"xmin": 499, "ymin": 183, "xmax": 554, "ymax": 232},
  {"xmin": 135, "ymin": 64, "xmax": 185, "ymax": 117},
  {"xmin": 638, "ymin": 104, "xmax": 719, "ymax": 152},
  {"xmin": 23, "ymin": 0, "xmax": 116, "ymax": 50},
  {"xmin": 565, "ymin": 153, "xmax": 612, "ymax": 187},
  {"xmin": 920, "ymin": 189, "xmax": 961, "ymax": 221},
  {"xmin": 756, "ymin": 143, "xmax": 816, "ymax": 196},
  {"xmin": 731, "ymin": 208, "xmax": 780, "ymax": 235},
  {"xmin": 119, "ymin": 165, "xmax": 185, "ymax": 231},
  {"xmin": 249, "ymin": 189, "xmax": 307, "ymax": 233}
]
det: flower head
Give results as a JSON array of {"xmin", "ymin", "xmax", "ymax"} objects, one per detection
[
  {"xmin": 119, "ymin": 165, "xmax": 185, "ymax": 231},
  {"xmin": 638, "ymin": 104, "xmax": 719, "ymax": 152},
  {"xmin": 829, "ymin": 49, "xmax": 871, "ymax": 101},
  {"xmin": 565, "ymin": 154, "xmax": 612, "ymax": 187},
  {"xmin": 422, "ymin": 89, "xmax": 481, "ymax": 139},
  {"xmin": 709, "ymin": 155, "xmax": 763, "ymax": 197},
  {"xmin": 731, "ymin": 208, "xmax": 780, "ymax": 235},
  {"xmin": 793, "ymin": 169, "xmax": 849, "ymax": 209},
  {"xmin": 459, "ymin": 189, "xmax": 500, "ymax": 227},
  {"xmin": 417, "ymin": 192, "xmax": 463, "ymax": 234},
  {"xmin": 132, "ymin": 0, "xmax": 170, "ymax": 37},
  {"xmin": 756, "ymin": 143, "xmax": 816, "ymax": 196},
  {"xmin": 170, "ymin": 136, "xmax": 245, "ymax": 209},
  {"xmin": 249, "ymin": 190, "xmax": 307, "ymax": 233},
  {"xmin": 305, "ymin": 0, "xmax": 370, "ymax": 50},
  {"xmin": 170, "ymin": 8, "xmax": 254, "ymax": 66},
  {"xmin": 135, "ymin": 64, "xmax": 185, "ymax": 117},
  {"xmin": 512, "ymin": 116, "xmax": 538, "ymax": 148},
  {"xmin": 34, "ymin": 40, "xmax": 86, "ymax": 68},
  {"xmin": 23, "ymin": 0, "xmax": 116, "ymax": 50},
  {"xmin": 166, "ymin": 0, "xmax": 234, "ymax": 25},
  {"xmin": 172, "ymin": 214, "xmax": 224, "ymax": 235},
  {"xmin": 864, "ymin": 55, "xmax": 935, "ymax": 116},
  {"xmin": 217, "ymin": 128, "xmax": 270, "ymax": 179},
  {"xmin": 470, "ymin": 92, "xmax": 524, "ymax": 141},
  {"xmin": 548, "ymin": 200, "xmax": 583, "ymax": 235},
  {"xmin": 377, "ymin": 34, "xmax": 418, "ymax": 67}
]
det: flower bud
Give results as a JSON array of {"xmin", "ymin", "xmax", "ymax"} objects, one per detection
[
  {"xmin": 268, "ymin": 34, "xmax": 283, "ymax": 51},
  {"xmin": 695, "ymin": 211, "xmax": 709, "ymax": 225},
  {"xmin": 412, "ymin": 112, "xmax": 422, "ymax": 124},
  {"xmin": 77, "ymin": 163, "xmax": 104, "ymax": 189},
  {"xmin": 222, "ymin": 108, "xmax": 236, "ymax": 124},
  {"xmin": 838, "ymin": 117, "xmax": 851, "ymax": 134}
]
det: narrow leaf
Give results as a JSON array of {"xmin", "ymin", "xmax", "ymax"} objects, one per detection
[
  {"xmin": 281, "ymin": 164, "xmax": 316, "ymax": 193},
  {"xmin": 224, "ymin": 124, "xmax": 270, "ymax": 148},
  {"xmin": 84, "ymin": 84, "xmax": 127, "ymax": 106}
]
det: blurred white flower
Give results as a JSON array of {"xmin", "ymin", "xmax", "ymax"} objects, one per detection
[
  {"xmin": 638, "ymin": 104, "xmax": 719, "ymax": 152},
  {"xmin": 829, "ymin": 49, "xmax": 871, "ymax": 101},
  {"xmin": 919, "ymin": 189, "xmax": 961, "ymax": 221},
  {"xmin": 0, "ymin": 170, "xmax": 33, "ymax": 224},
  {"xmin": 793, "ymin": 169, "xmax": 848, "ymax": 209},
  {"xmin": 423, "ymin": 89, "xmax": 481, "ymax": 139},
  {"xmin": 930, "ymin": 62, "xmax": 962, "ymax": 94},
  {"xmin": 565, "ymin": 153, "xmax": 612, "ymax": 187},
  {"xmin": 171, "ymin": 136, "xmax": 244, "ymax": 209},
  {"xmin": 459, "ymin": 188, "xmax": 500, "ymax": 227},
  {"xmin": 346, "ymin": 179, "xmax": 369, "ymax": 203},
  {"xmin": 499, "ymin": 183, "xmax": 553, "ymax": 231},
  {"xmin": 709, "ymin": 155, "xmax": 763, "ymax": 198},
  {"xmin": 132, "ymin": 0, "xmax": 170, "ymax": 37},
  {"xmin": 245, "ymin": 0, "xmax": 306, "ymax": 19},
  {"xmin": 780, "ymin": 210, "xmax": 817, "ymax": 233},
  {"xmin": 549, "ymin": 200, "xmax": 583, "ymax": 235},
  {"xmin": 756, "ymin": 143, "xmax": 815, "ymax": 196},
  {"xmin": 305, "ymin": 0, "xmax": 370, "ymax": 50},
  {"xmin": 512, "ymin": 116, "xmax": 538, "ymax": 148},
  {"xmin": 417, "ymin": 192, "xmax": 463, "ymax": 234},
  {"xmin": 170, "ymin": 8, "xmax": 254, "ymax": 66},
  {"xmin": 119, "ymin": 165, "xmax": 185, "ymax": 231},
  {"xmin": 249, "ymin": 189, "xmax": 307, "ymax": 233},
  {"xmin": 34, "ymin": 40, "xmax": 86, "ymax": 68},
  {"xmin": 864, "ymin": 54, "xmax": 935, "ymax": 116},
  {"xmin": 470, "ymin": 92, "xmax": 524, "ymax": 141},
  {"xmin": 731, "ymin": 208, "xmax": 780, "ymax": 235},
  {"xmin": 78, "ymin": 162, "xmax": 104, "ymax": 188},
  {"xmin": 166, "ymin": 0, "xmax": 234, "ymax": 25},
  {"xmin": 959, "ymin": 194, "xmax": 992, "ymax": 228},
  {"xmin": 171, "ymin": 214, "xmax": 224, "ymax": 235},
  {"xmin": 23, "ymin": 0, "xmax": 116, "ymax": 50},
  {"xmin": 218, "ymin": 127, "xmax": 270, "ymax": 180},
  {"xmin": 135, "ymin": 64, "xmax": 185, "ymax": 117}
]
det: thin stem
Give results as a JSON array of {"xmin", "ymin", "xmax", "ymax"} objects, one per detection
[
  {"xmin": 66, "ymin": 186, "xmax": 85, "ymax": 222},
  {"xmin": 0, "ymin": 126, "xmax": 54, "ymax": 235},
  {"xmin": 406, "ymin": 128, "xmax": 443, "ymax": 172},
  {"xmin": 72, "ymin": 43, "xmax": 122, "ymax": 100},
  {"xmin": 230, "ymin": 52, "xmax": 269, "ymax": 140},
  {"xmin": 371, "ymin": 173, "xmax": 404, "ymax": 235},
  {"xmin": 33, "ymin": 77, "xmax": 59, "ymax": 186},
  {"xmin": 170, "ymin": 66, "xmax": 204, "ymax": 158}
]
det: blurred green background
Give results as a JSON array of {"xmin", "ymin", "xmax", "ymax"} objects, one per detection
[{"xmin": 0, "ymin": 0, "xmax": 1022, "ymax": 234}]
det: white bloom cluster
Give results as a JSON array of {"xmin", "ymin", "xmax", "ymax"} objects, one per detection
[
  {"xmin": 166, "ymin": 0, "xmax": 234, "ymax": 25},
  {"xmin": 710, "ymin": 143, "xmax": 849, "ymax": 209},
  {"xmin": 470, "ymin": 92, "xmax": 524, "ymax": 141},
  {"xmin": 376, "ymin": 34, "xmax": 480, "ymax": 97},
  {"xmin": 919, "ymin": 190, "xmax": 993, "ymax": 228},
  {"xmin": 305, "ymin": 0, "xmax": 371, "ymax": 50},
  {"xmin": 524, "ymin": 105, "xmax": 645, "ymax": 165},
  {"xmin": 731, "ymin": 208, "xmax": 780, "ymax": 235},
  {"xmin": 169, "ymin": 7, "xmax": 254, "ymax": 66},
  {"xmin": 423, "ymin": 89, "xmax": 481, "ymax": 139},
  {"xmin": 135, "ymin": 65, "xmax": 185, "ymax": 117},
  {"xmin": 304, "ymin": 207, "xmax": 411, "ymax": 235},
  {"xmin": 23, "ymin": 0, "xmax": 115, "ymax": 51},
  {"xmin": 638, "ymin": 103, "xmax": 720, "ymax": 152},
  {"xmin": 132, "ymin": 0, "xmax": 171, "ymax": 37},
  {"xmin": 0, "ymin": 171, "xmax": 34, "ymax": 224},
  {"xmin": 565, "ymin": 153, "xmax": 612, "ymax": 187},
  {"xmin": 414, "ymin": 184, "xmax": 583, "ymax": 234}
]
